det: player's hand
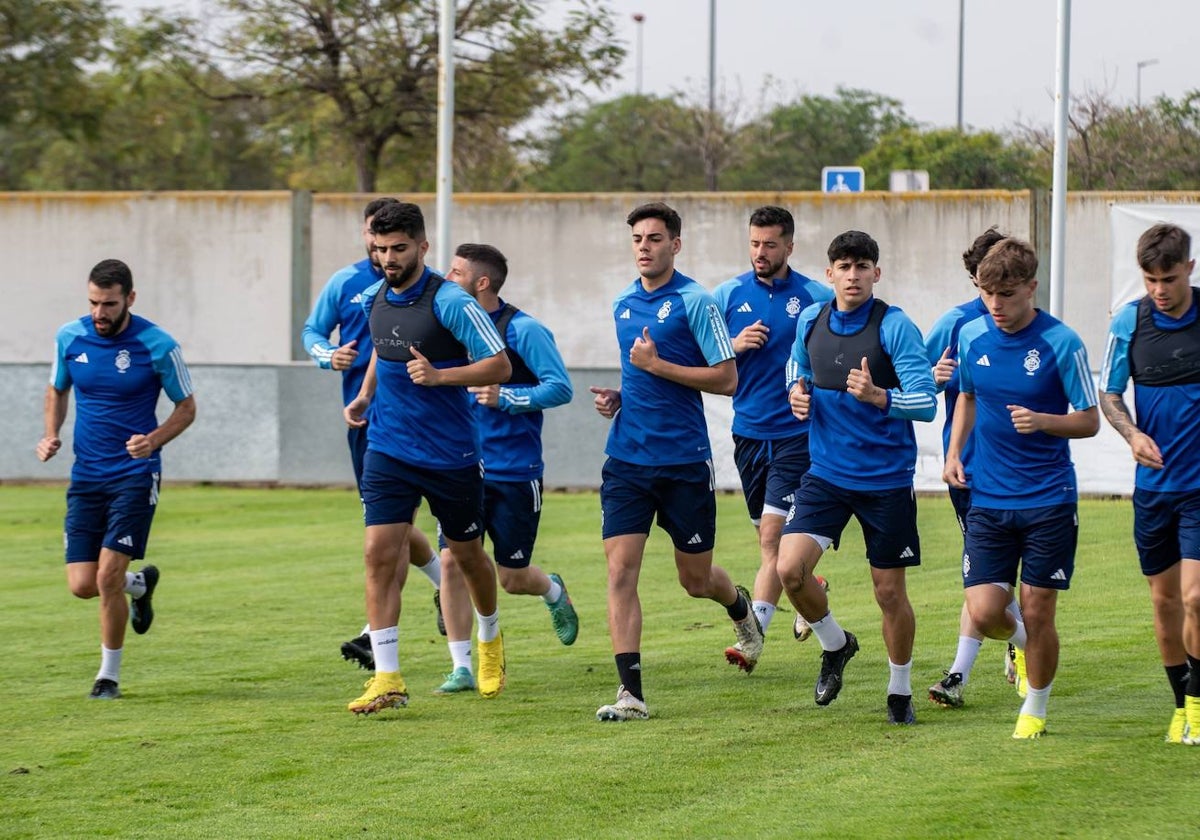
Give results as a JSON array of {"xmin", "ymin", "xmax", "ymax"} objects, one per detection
[
  {"xmin": 407, "ymin": 347, "xmax": 442, "ymax": 386},
  {"xmin": 1129, "ymin": 431, "xmax": 1164, "ymax": 470},
  {"xmin": 732, "ymin": 320, "xmax": 769, "ymax": 353},
  {"xmin": 344, "ymin": 395, "xmax": 369, "ymax": 428},
  {"xmin": 943, "ymin": 454, "xmax": 968, "ymax": 489},
  {"xmin": 847, "ymin": 356, "xmax": 882, "ymax": 405},
  {"xmin": 125, "ymin": 433, "xmax": 154, "ymax": 459},
  {"xmin": 589, "ymin": 385, "xmax": 621, "ymax": 419},
  {"xmin": 789, "ymin": 379, "xmax": 811, "ymax": 421},
  {"xmin": 331, "ymin": 339, "xmax": 359, "ymax": 371},
  {"xmin": 629, "ymin": 327, "xmax": 659, "ymax": 373},
  {"xmin": 932, "ymin": 346, "xmax": 957, "ymax": 386},
  {"xmin": 1006, "ymin": 404, "xmax": 1042, "ymax": 434},
  {"xmin": 36, "ymin": 435, "xmax": 61, "ymax": 462},
  {"xmin": 469, "ymin": 384, "xmax": 501, "ymax": 407}
]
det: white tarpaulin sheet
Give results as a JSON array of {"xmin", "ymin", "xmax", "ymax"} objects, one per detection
[{"xmin": 1109, "ymin": 203, "xmax": 1200, "ymax": 312}]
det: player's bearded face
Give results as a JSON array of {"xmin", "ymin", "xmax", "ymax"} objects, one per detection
[{"xmin": 88, "ymin": 285, "xmax": 132, "ymax": 337}]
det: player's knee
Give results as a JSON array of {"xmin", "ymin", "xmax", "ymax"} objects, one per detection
[{"xmin": 68, "ymin": 579, "xmax": 98, "ymax": 599}]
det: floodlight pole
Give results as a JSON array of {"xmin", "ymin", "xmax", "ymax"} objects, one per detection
[
  {"xmin": 435, "ymin": 0, "xmax": 455, "ymax": 273},
  {"xmin": 1049, "ymin": 0, "xmax": 1071, "ymax": 320}
]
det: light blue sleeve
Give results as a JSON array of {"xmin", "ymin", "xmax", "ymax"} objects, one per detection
[
  {"xmin": 434, "ymin": 282, "xmax": 506, "ymax": 362},
  {"xmin": 1047, "ymin": 322, "xmax": 1098, "ymax": 411},
  {"xmin": 49, "ymin": 321, "xmax": 85, "ymax": 390},
  {"xmin": 302, "ymin": 268, "xmax": 354, "ymax": 369},
  {"xmin": 142, "ymin": 326, "xmax": 195, "ymax": 403},
  {"xmin": 710, "ymin": 278, "xmax": 736, "ymax": 321},
  {"xmin": 881, "ymin": 308, "xmax": 937, "ymax": 421},
  {"xmin": 360, "ymin": 279, "xmax": 384, "ymax": 319},
  {"xmin": 955, "ymin": 318, "xmax": 984, "ymax": 396},
  {"xmin": 499, "ymin": 314, "xmax": 573, "ymax": 413},
  {"xmin": 682, "ymin": 283, "xmax": 736, "ymax": 366},
  {"xmin": 785, "ymin": 304, "xmax": 821, "ymax": 392},
  {"xmin": 803, "ymin": 278, "xmax": 835, "ymax": 305},
  {"xmin": 1099, "ymin": 302, "xmax": 1138, "ymax": 394}
]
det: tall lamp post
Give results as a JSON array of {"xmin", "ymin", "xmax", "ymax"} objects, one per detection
[
  {"xmin": 956, "ymin": 0, "xmax": 965, "ymax": 130},
  {"xmin": 1137, "ymin": 58, "xmax": 1159, "ymax": 106},
  {"xmin": 632, "ymin": 13, "xmax": 645, "ymax": 95}
]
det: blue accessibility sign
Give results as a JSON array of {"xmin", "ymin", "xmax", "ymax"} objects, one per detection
[{"xmin": 821, "ymin": 166, "xmax": 865, "ymax": 193}]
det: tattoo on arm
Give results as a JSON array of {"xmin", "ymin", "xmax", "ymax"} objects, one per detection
[{"xmin": 1099, "ymin": 392, "xmax": 1139, "ymax": 443}]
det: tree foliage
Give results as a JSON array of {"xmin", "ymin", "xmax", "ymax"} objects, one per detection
[
  {"xmin": 857, "ymin": 127, "xmax": 1042, "ymax": 190},
  {"xmin": 160, "ymin": 0, "xmax": 624, "ymax": 191}
]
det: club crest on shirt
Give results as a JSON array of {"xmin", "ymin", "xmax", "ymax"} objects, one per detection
[
  {"xmin": 115, "ymin": 349, "xmax": 132, "ymax": 374},
  {"xmin": 786, "ymin": 296, "xmax": 802, "ymax": 317},
  {"xmin": 1023, "ymin": 348, "xmax": 1041, "ymax": 376},
  {"xmin": 656, "ymin": 300, "xmax": 672, "ymax": 322}
]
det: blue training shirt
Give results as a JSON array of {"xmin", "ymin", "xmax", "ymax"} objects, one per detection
[
  {"xmin": 786, "ymin": 297, "xmax": 937, "ymax": 491},
  {"xmin": 361, "ymin": 268, "xmax": 506, "ymax": 470},
  {"xmin": 302, "ymin": 256, "xmax": 381, "ymax": 407},
  {"xmin": 606, "ymin": 270, "xmax": 736, "ymax": 466},
  {"xmin": 925, "ymin": 297, "xmax": 990, "ymax": 475},
  {"xmin": 478, "ymin": 302, "xmax": 573, "ymax": 482},
  {"xmin": 712, "ymin": 268, "xmax": 832, "ymax": 439},
  {"xmin": 50, "ymin": 313, "xmax": 193, "ymax": 482},
  {"xmin": 1101, "ymin": 297, "xmax": 1200, "ymax": 493},
  {"xmin": 957, "ymin": 310, "xmax": 1097, "ymax": 509}
]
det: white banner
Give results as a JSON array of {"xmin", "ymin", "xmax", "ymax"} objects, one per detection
[{"xmin": 1109, "ymin": 203, "xmax": 1200, "ymax": 312}]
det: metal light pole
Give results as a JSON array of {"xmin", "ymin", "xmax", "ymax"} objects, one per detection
[
  {"xmin": 707, "ymin": 0, "xmax": 716, "ymax": 113},
  {"xmin": 1137, "ymin": 58, "xmax": 1159, "ymax": 106},
  {"xmin": 1049, "ymin": 0, "xmax": 1071, "ymax": 321},
  {"xmin": 956, "ymin": 0, "xmax": 965, "ymax": 130},
  {"xmin": 633, "ymin": 13, "xmax": 645, "ymax": 95},
  {"xmin": 435, "ymin": 0, "xmax": 455, "ymax": 273}
]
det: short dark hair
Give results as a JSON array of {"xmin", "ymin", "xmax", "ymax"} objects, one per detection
[
  {"xmin": 89, "ymin": 259, "xmax": 133, "ymax": 295},
  {"xmin": 626, "ymin": 202, "xmax": 681, "ymax": 239},
  {"xmin": 749, "ymin": 205, "xmax": 794, "ymax": 238},
  {"xmin": 455, "ymin": 243, "xmax": 509, "ymax": 292},
  {"xmin": 1137, "ymin": 223, "xmax": 1191, "ymax": 271},
  {"xmin": 827, "ymin": 230, "xmax": 879, "ymax": 265},
  {"xmin": 370, "ymin": 202, "xmax": 426, "ymax": 239},
  {"xmin": 363, "ymin": 197, "xmax": 400, "ymax": 220},
  {"xmin": 975, "ymin": 238, "xmax": 1038, "ymax": 292},
  {"xmin": 962, "ymin": 227, "xmax": 1008, "ymax": 278}
]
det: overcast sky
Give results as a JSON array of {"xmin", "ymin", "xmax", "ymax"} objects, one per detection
[{"xmin": 120, "ymin": 1, "xmax": 1198, "ymax": 132}]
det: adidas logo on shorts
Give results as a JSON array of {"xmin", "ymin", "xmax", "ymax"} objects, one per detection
[{"xmin": 687, "ymin": 533, "xmax": 703, "ymax": 546}]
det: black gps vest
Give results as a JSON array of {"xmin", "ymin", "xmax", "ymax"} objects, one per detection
[
  {"xmin": 1129, "ymin": 290, "xmax": 1200, "ymax": 386},
  {"xmin": 806, "ymin": 298, "xmax": 899, "ymax": 391},
  {"xmin": 494, "ymin": 304, "xmax": 538, "ymax": 386},
  {"xmin": 368, "ymin": 274, "xmax": 466, "ymax": 364}
]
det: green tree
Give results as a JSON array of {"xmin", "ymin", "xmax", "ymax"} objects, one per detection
[
  {"xmin": 159, "ymin": 0, "xmax": 623, "ymax": 191},
  {"xmin": 857, "ymin": 127, "xmax": 1041, "ymax": 190},
  {"xmin": 724, "ymin": 87, "xmax": 915, "ymax": 191},
  {"xmin": 529, "ymin": 95, "xmax": 708, "ymax": 192}
]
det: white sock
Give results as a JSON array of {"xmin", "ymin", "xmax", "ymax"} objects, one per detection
[
  {"xmin": 950, "ymin": 636, "xmax": 984, "ymax": 681},
  {"xmin": 888, "ymin": 659, "xmax": 913, "ymax": 696},
  {"xmin": 809, "ymin": 612, "xmax": 847, "ymax": 652},
  {"xmin": 543, "ymin": 577, "xmax": 563, "ymax": 604},
  {"xmin": 753, "ymin": 601, "xmax": 776, "ymax": 633},
  {"xmin": 1009, "ymin": 620, "xmax": 1028, "ymax": 650},
  {"xmin": 1021, "ymin": 683, "xmax": 1052, "ymax": 718},
  {"xmin": 369, "ymin": 626, "xmax": 400, "ymax": 673},
  {"xmin": 476, "ymin": 610, "xmax": 500, "ymax": 643},
  {"xmin": 417, "ymin": 553, "xmax": 441, "ymax": 588},
  {"xmin": 1005, "ymin": 593, "xmax": 1023, "ymax": 623},
  {"xmin": 448, "ymin": 640, "xmax": 473, "ymax": 671},
  {"xmin": 124, "ymin": 572, "xmax": 146, "ymax": 599},
  {"xmin": 97, "ymin": 646, "xmax": 122, "ymax": 682}
]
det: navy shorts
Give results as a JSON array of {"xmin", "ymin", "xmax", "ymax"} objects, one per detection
[
  {"xmin": 782, "ymin": 473, "xmax": 921, "ymax": 568},
  {"xmin": 963, "ymin": 504, "xmax": 1077, "ymax": 590},
  {"xmin": 948, "ymin": 486, "xmax": 972, "ymax": 536},
  {"xmin": 360, "ymin": 449, "xmax": 484, "ymax": 542},
  {"xmin": 484, "ymin": 479, "xmax": 543, "ymax": 569},
  {"xmin": 65, "ymin": 472, "xmax": 161, "ymax": 563},
  {"xmin": 600, "ymin": 457, "xmax": 717, "ymax": 553},
  {"xmin": 732, "ymin": 432, "xmax": 811, "ymax": 522},
  {"xmin": 1133, "ymin": 487, "xmax": 1200, "ymax": 576},
  {"xmin": 348, "ymin": 425, "xmax": 368, "ymax": 492}
]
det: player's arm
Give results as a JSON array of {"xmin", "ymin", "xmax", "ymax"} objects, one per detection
[
  {"xmin": 128, "ymin": 395, "xmax": 197, "ymax": 459},
  {"xmin": 630, "ymin": 327, "xmax": 737, "ymax": 395},
  {"xmin": 1008, "ymin": 328, "xmax": 1100, "ymax": 439},
  {"xmin": 410, "ymin": 291, "xmax": 512, "ymax": 387},
  {"xmin": 924, "ymin": 308, "xmax": 960, "ymax": 391},
  {"xmin": 345, "ymin": 350, "xmax": 377, "ymax": 428},
  {"xmin": 942, "ymin": 391, "xmax": 975, "ymax": 489},
  {"xmin": 302, "ymin": 277, "xmax": 346, "ymax": 370},
  {"xmin": 1096, "ymin": 310, "xmax": 1163, "ymax": 467},
  {"xmin": 877, "ymin": 312, "xmax": 937, "ymax": 421},
  {"xmin": 479, "ymin": 320, "xmax": 573, "ymax": 413},
  {"xmin": 36, "ymin": 384, "xmax": 69, "ymax": 462}
]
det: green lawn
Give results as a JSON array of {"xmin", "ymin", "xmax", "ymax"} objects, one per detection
[{"xmin": 0, "ymin": 485, "xmax": 1194, "ymax": 839}]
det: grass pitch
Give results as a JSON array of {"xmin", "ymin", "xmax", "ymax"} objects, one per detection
[{"xmin": 0, "ymin": 485, "xmax": 1196, "ymax": 839}]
